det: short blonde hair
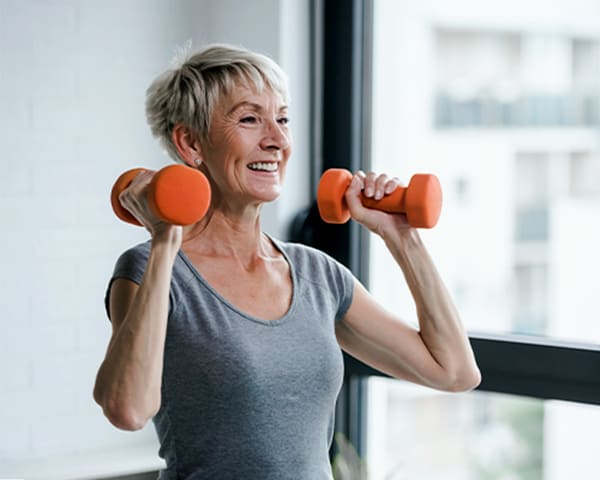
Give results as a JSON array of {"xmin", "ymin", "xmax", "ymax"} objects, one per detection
[{"xmin": 145, "ymin": 43, "xmax": 290, "ymax": 162}]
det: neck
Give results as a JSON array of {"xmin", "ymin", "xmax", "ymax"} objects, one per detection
[{"xmin": 182, "ymin": 206, "xmax": 274, "ymax": 260}]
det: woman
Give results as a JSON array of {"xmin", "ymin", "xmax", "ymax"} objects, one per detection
[{"xmin": 94, "ymin": 44, "xmax": 480, "ymax": 479}]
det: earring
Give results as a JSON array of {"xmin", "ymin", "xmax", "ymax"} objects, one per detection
[{"xmin": 194, "ymin": 158, "xmax": 202, "ymax": 167}]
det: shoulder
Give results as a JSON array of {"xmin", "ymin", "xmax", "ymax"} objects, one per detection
[
  {"xmin": 274, "ymin": 238, "xmax": 354, "ymax": 283},
  {"xmin": 275, "ymin": 238, "xmax": 332, "ymax": 266},
  {"xmin": 105, "ymin": 241, "xmax": 153, "ymax": 320},
  {"xmin": 111, "ymin": 240, "xmax": 153, "ymax": 279},
  {"xmin": 115, "ymin": 240, "xmax": 152, "ymax": 263},
  {"xmin": 274, "ymin": 238, "xmax": 356, "ymax": 320}
]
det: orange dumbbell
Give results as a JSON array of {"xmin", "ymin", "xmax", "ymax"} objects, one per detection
[
  {"xmin": 317, "ymin": 168, "xmax": 442, "ymax": 228},
  {"xmin": 110, "ymin": 164, "xmax": 211, "ymax": 226}
]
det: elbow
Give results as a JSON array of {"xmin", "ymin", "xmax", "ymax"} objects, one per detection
[
  {"xmin": 104, "ymin": 406, "xmax": 150, "ymax": 431},
  {"xmin": 444, "ymin": 366, "xmax": 482, "ymax": 393},
  {"xmin": 94, "ymin": 386, "xmax": 158, "ymax": 431}
]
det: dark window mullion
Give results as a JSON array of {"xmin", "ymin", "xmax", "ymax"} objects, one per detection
[{"xmin": 318, "ymin": 0, "xmax": 374, "ymax": 459}]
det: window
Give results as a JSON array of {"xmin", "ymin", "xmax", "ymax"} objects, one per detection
[
  {"xmin": 365, "ymin": 0, "xmax": 600, "ymax": 477},
  {"xmin": 367, "ymin": 379, "xmax": 600, "ymax": 479},
  {"xmin": 313, "ymin": 0, "xmax": 600, "ymax": 477},
  {"xmin": 370, "ymin": 0, "xmax": 600, "ymax": 344}
]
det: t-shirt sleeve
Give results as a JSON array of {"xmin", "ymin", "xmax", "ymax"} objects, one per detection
[
  {"xmin": 104, "ymin": 242, "xmax": 151, "ymax": 321},
  {"xmin": 327, "ymin": 256, "xmax": 355, "ymax": 322}
]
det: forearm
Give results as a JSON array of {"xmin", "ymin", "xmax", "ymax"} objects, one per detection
[
  {"xmin": 381, "ymin": 227, "xmax": 480, "ymax": 390},
  {"xmin": 94, "ymin": 238, "xmax": 178, "ymax": 428}
]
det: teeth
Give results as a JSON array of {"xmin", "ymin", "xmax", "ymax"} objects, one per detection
[{"xmin": 248, "ymin": 162, "xmax": 278, "ymax": 172}]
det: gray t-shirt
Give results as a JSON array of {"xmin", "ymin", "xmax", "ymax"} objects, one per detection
[{"xmin": 105, "ymin": 237, "xmax": 355, "ymax": 480}]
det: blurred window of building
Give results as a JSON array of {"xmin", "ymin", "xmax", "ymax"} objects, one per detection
[
  {"xmin": 370, "ymin": 0, "xmax": 600, "ymax": 344},
  {"xmin": 367, "ymin": 1, "xmax": 600, "ymax": 478},
  {"xmin": 366, "ymin": 378, "xmax": 600, "ymax": 480}
]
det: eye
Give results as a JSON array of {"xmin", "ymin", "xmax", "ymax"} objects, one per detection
[
  {"xmin": 240, "ymin": 115, "xmax": 258, "ymax": 124},
  {"xmin": 277, "ymin": 116, "xmax": 290, "ymax": 125}
]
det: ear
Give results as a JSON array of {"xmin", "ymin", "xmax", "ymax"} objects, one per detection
[{"xmin": 172, "ymin": 124, "xmax": 203, "ymax": 168}]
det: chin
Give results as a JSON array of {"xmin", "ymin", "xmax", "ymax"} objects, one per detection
[
  {"xmin": 260, "ymin": 192, "xmax": 281, "ymax": 203},
  {"xmin": 254, "ymin": 187, "xmax": 282, "ymax": 203}
]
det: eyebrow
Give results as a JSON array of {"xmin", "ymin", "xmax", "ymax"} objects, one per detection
[{"xmin": 226, "ymin": 101, "xmax": 288, "ymax": 116}]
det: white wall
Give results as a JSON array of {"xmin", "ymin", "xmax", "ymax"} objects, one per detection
[{"xmin": 0, "ymin": 1, "xmax": 310, "ymax": 478}]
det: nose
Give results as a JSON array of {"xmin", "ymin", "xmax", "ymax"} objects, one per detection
[{"xmin": 260, "ymin": 118, "xmax": 290, "ymax": 152}]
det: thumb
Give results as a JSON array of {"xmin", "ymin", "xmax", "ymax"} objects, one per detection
[{"xmin": 344, "ymin": 174, "xmax": 369, "ymax": 220}]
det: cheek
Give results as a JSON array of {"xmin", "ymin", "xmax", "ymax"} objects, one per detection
[{"xmin": 215, "ymin": 125, "xmax": 254, "ymax": 154}]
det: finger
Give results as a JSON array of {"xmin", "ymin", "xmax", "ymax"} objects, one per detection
[
  {"xmin": 374, "ymin": 174, "xmax": 390, "ymax": 200},
  {"xmin": 120, "ymin": 170, "xmax": 153, "ymax": 205},
  {"xmin": 349, "ymin": 170, "xmax": 366, "ymax": 191},
  {"xmin": 346, "ymin": 172, "xmax": 363, "ymax": 197},
  {"xmin": 345, "ymin": 173, "xmax": 369, "ymax": 216},
  {"xmin": 363, "ymin": 171, "xmax": 377, "ymax": 198},
  {"xmin": 384, "ymin": 176, "xmax": 403, "ymax": 194},
  {"xmin": 118, "ymin": 170, "xmax": 154, "ymax": 219},
  {"xmin": 127, "ymin": 170, "xmax": 153, "ymax": 191},
  {"xmin": 118, "ymin": 188, "xmax": 142, "ymax": 219}
]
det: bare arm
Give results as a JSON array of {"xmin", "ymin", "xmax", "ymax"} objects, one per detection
[
  {"xmin": 336, "ymin": 171, "xmax": 480, "ymax": 392},
  {"xmin": 94, "ymin": 171, "xmax": 182, "ymax": 430}
]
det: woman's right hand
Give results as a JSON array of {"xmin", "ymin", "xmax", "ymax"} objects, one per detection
[{"xmin": 118, "ymin": 170, "xmax": 183, "ymax": 245}]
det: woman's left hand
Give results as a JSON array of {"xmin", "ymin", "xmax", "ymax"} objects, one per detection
[{"xmin": 344, "ymin": 170, "xmax": 410, "ymax": 236}]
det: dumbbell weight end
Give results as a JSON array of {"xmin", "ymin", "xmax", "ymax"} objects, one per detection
[{"xmin": 111, "ymin": 168, "xmax": 145, "ymax": 226}]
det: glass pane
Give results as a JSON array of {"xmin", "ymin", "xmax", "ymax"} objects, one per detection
[
  {"xmin": 366, "ymin": 377, "xmax": 600, "ymax": 479},
  {"xmin": 370, "ymin": 0, "xmax": 600, "ymax": 343}
]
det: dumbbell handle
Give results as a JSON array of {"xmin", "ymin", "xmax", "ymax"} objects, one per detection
[
  {"xmin": 360, "ymin": 188, "xmax": 407, "ymax": 214},
  {"xmin": 327, "ymin": 172, "xmax": 411, "ymax": 215}
]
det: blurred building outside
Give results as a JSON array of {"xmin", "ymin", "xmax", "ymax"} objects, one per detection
[{"xmin": 366, "ymin": 1, "xmax": 600, "ymax": 478}]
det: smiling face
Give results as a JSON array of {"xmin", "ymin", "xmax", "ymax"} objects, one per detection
[{"xmin": 198, "ymin": 83, "xmax": 292, "ymax": 208}]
